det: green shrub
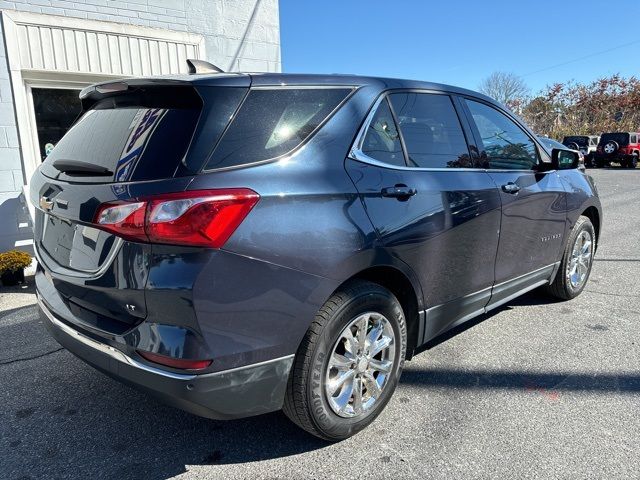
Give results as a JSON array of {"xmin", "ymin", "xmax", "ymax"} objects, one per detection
[{"xmin": 0, "ymin": 250, "xmax": 32, "ymax": 274}]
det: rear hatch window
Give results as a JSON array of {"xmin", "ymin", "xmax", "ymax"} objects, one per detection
[
  {"xmin": 205, "ymin": 87, "xmax": 352, "ymax": 170},
  {"xmin": 599, "ymin": 132, "xmax": 629, "ymax": 146},
  {"xmin": 40, "ymin": 86, "xmax": 203, "ymax": 183}
]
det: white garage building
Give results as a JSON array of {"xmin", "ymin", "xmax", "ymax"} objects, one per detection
[{"xmin": 0, "ymin": 0, "xmax": 281, "ymax": 252}]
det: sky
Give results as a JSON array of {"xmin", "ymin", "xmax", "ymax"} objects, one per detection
[{"xmin": 279, "ymin": 0, "xmax": 640, "ymax": 95}]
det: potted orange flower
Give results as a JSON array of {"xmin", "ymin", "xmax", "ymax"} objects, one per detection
[{"xmin": 0, "ymin": 250, "xmax": 32, "ymax": 286}]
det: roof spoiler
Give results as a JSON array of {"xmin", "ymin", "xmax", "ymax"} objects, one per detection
[{"xmin": 187, "ymin": 59, "xmax": 224, "ymax": 74}]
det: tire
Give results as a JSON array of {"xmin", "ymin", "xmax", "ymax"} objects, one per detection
[
  {"xmin": 630, "ymin": 154, "xmax": 638, "ymax": 169},
  {"xmin": 603, "ymin": 140, "xmax": 618, "ymax": 155},
  {"xmin": 283, "ymin": 280, "xmax": 407, "ymax": 441},
  {"xmin": 545, "ymin": 215, "xmax": 595, "ymax": 300},
  {"xmin": 567, "ymin": 142, "xmax": 580, "ymax": 150}
]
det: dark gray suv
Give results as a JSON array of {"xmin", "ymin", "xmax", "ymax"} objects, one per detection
[{"xmin": 32, "ymin": 71, "xmax": 602, "ymax": 441}]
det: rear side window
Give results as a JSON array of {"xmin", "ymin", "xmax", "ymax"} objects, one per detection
[
  {"xmin": 206, "ymin": 88, "xmax": 351, "ymax": 169},
  {"xmin": 361, "ymin": 98, "xmax": 405, "ymax": 167},
  {"xmin": 41, "ymin": 86, "xmax": 205, "ymax": 183},
  {"xmin": 389, "ymin": 93, "xmax": 470, "ymax": 168},
  {"xmin": 466, "ymin": 99, "xmax": 539, "ymax": 170}
]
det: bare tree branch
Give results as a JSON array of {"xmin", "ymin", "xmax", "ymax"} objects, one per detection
[{"xmin": 478, "ymin": 72, "xmax": 530, "ymax": 109}]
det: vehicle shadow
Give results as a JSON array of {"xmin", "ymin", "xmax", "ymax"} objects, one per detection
[{"xmin": 0, "ymin": 299, "xmax": 328, "ymax": 480}]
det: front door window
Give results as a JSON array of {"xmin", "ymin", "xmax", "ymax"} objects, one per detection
[{"xmin": 31, "ymin": 88, "xmax": 82, "ymax": 161}]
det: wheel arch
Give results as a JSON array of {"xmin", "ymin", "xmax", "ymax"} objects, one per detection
[
  {"xmin": 337, "ymin": 265, "xmax": 423, "ymax": 360},
  {"xmin": 582, "ymin": 205, "xmax": 600, "ymax": 247}
]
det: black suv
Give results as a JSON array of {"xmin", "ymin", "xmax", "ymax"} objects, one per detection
[
  {"xmin": 32, "ymin": 70, "xmax": 602, "ymax": 440},
  {"xmin": 593, "ymin": 132, "xmax": 640, "ymax": 168}
]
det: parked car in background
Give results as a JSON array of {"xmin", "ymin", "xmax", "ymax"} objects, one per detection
[
  {"xmin": 31, "ymin": 69, "xmax": 602, "ymax": 441},
  {"xmin": 593, "ymin": 132, "xmax": 640, "ymax": 168},
  {"xmin": 562, "ymin": 135, "xmax": 599, "ymax": 167},
  {"xmin": 539, "ymin": 136, "xmax": 585, "ymax": 171}
]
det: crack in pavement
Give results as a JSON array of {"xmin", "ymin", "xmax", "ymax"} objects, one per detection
[{"xmin": 0, "ymin": 347, "xmax": 64, "ymax": 366}]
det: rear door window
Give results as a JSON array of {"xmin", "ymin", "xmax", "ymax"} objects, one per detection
[
  {"xmin": 389, "ymin": 93, "xmax": 471, "ymax": 168},
  {"xmin": 205, "ymin": 88, "xmax": 352, "ymax": 169}
]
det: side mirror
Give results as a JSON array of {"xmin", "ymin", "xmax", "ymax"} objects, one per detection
[{"xmin": 551, "ymin": 148, "xmax": 579, "ymax": 170}]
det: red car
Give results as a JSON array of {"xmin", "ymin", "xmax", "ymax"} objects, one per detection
[{"xmin": 593, "ymin": 132, "xmax": 640, "ymax": 168}]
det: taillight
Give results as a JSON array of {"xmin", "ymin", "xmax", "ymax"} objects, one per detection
[
  {"xmin": 93, "ymin": 189, "xmax": 259, "ymax": 248},
  {"xmin": 137, "ymin": 350, "xmax": 212, "ymax": 370},
  {"xmin": 94, "ymin": 201, "xmax": 148, "ymax": 242}
]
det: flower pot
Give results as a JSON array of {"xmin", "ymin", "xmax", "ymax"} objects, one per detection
[{"xmin": 1, "ymin": 268, "xmax": 25, "ymax": 286}]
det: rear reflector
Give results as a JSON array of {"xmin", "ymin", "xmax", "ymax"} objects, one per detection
[
  {"xmin": 93, "ymin": 188, "xmax": 259, "ymax": 248},
  {"xmin": 137, "ymin": 350, "xmax": 212, "ymax": 370}
]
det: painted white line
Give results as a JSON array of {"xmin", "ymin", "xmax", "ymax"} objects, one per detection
[{"xmin": 14, "ymin": 239, "xmax": 34, "ymax": 247}]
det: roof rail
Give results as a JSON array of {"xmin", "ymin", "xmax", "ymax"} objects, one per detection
[{"xmin": 187, "ymin": 59, "xmax": 224, "ymax": 74}]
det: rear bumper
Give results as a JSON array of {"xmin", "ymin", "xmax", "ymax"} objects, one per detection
[{"xmin": 38, "ymin": 295, "xmax": 293, "ymax": 420}]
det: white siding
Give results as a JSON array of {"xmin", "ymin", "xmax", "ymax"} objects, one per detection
[{"xmin": 12, "ymin": 17, "xmax": 203, "ymax": 75}]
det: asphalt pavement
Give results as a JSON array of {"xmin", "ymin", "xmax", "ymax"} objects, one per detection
[{"xmin": 1, "ymin": 168, "xmax": 639, "ymax": 479}]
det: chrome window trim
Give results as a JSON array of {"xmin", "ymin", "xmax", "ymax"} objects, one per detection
[{"xmin": 250, "ymin": 84, "xmax": 360, "ymax": 90}]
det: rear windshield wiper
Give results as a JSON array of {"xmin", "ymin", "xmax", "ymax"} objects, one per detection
[{"xmin": 51, "ymin": 159, "xmax": 113, "ymax": 176}]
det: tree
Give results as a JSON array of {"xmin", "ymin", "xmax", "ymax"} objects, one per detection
[
  {"xmin": 478, "ymin": 72, "xmax": 530, "ymax": 110},
  {"xmin": 519, "ymin": 75, "xmax": 640, "ymax": 139}
]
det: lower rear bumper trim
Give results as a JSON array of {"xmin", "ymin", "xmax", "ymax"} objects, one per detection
[{"xmin": 38, "ymin": 294, "xmax": 294, "ymax": 420}]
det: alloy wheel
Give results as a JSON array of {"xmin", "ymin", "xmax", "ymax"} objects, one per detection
[
  {"xmin": 324, "ymin": 312, "xmax": 396, "ymax": 418},
  {"xmin": 567, "ymin": 230, "xmax": 593, "ymax": 289}
]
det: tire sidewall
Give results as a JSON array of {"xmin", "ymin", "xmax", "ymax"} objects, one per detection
[{"xmin": 307, "ymin": 289, "xmax": 407, "ymax": 440}]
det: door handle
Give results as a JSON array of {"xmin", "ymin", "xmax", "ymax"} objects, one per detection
[
  {"xmin": 381, "ymin": 185, "xmax": 417, "ymax": 199},
  {"xmin": 501, "ymin": 182, "xmax": 520, "ymax": 194}
]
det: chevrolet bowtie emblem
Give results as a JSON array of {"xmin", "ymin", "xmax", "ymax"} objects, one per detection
[{"xmin": 39, "ymin": 196, "xmax": 54, "ymax": 212}]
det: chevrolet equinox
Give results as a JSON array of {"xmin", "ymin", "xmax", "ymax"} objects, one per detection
[{"xmin": 32, "ymin": 70, "xmax": 602, "ymax": 441}]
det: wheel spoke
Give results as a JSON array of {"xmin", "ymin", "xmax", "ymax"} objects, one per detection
[
  {"xmin": 370, "ymin": 335, "xmax": 392, "ymax": 357},
  {"xmin": 343, "ymin": 331, "xmax": 358, "ymax": 357},
  {"xmin": 368, "ymin": 358, "xmax": 392, "ymax": 373},
  {"xmin": 352, "ymin": 376, "xmax": 363, "ymax": 414},
  {"xmin": 329, "ymin": 352, "xmax": 353, "ymax": 371},
  {"xmin": 335, "ymin": 376, "xmax": 355, "ymax": 413},
  {"xmin": 578, "ymin": 262, "xmax": 587, "ymax": 279},
  {"xmin": 366, "ymin": 321, "xmax": 383, "ymax": 349},
  {"xmin": 328, "ymin": 369, "xmax": 355, "ymax": 395},
  {"xmin": 356, "ymin": 315, "xmax": 368, "ymax": 350}
]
